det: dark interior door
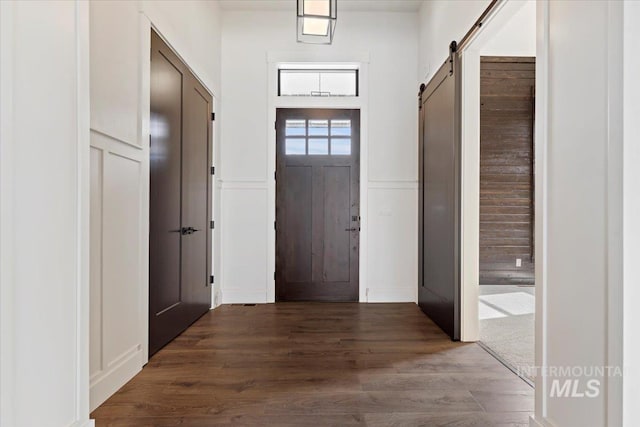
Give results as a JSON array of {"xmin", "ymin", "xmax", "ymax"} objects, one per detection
[
  {"xmin": 418, "ymin": 52, "xmax": 461, "ymax": 340},
  {"xmin": 181, "ymin": 72, "xmax": 213, "ymax": 316},
  {"xmin": 149, "ymin": 30, "xmax": 212, "ymax": 356},
  {"xmin": 276, "ymin": 109, "xmax": 360, "ymax": 302}
]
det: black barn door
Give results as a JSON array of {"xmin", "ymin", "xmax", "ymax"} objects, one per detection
[{"xmin": 418, "ymin": 48, "xmax": 461, "ymax": 340}]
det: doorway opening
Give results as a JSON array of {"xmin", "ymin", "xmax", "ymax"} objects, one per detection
[
  {"xmin": 455, "ymin": 0, "xmax": 537, "ymax": 384},
  {"xmin": 275, "ymin": 108, "xmax": 360, "ymax": 302},
  {"xmin": 478, "ymin": 55, "xmax": 536, "ymax": 383}
]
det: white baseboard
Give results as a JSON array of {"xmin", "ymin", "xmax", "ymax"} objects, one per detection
[
  {"xmin": 69, "ymin": 419, "xmax": 95, "ymax": 427},
  {"xmin": 221, "ymin": 288, "xmax": 267, "ymax": 304},
  {"xmin": 366, "ymin": 286, "xmax": 416, "ymax": 303},
  {"xmin": 89, "ymin": 348, "xmax": 143, "ymax": 412},
  {"xmin": 220, "ymin": 287, "xmax": 417, "ymax": 304},
  {"xmin": 530, "ymin": 415, "xmax": 556, "ymax": 427}
]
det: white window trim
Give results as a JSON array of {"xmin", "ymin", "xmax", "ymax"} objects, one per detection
[{"xmin": 266, "ymin": 52, "xmax": 370, "ymax": 302}]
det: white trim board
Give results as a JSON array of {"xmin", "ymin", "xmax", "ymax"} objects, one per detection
[
  {"xmin": 1, "ymin": 1, "xmax": 92, "ymax": 424},
  {"xmin": 0, "ymin": 1, "xmax": 16, "ymax": 423}
]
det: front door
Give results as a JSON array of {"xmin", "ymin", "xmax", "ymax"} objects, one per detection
[{"xmin": 275, "ymin": 109, "xmax": 360, "ymax": 302}]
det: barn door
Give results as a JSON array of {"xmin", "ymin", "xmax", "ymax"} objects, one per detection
[{"xmin": 418, "ymin": 45, "xmax": 461, "ymax": 340}]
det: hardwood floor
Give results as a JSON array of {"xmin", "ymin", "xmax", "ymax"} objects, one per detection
[{"xmin": 91, "ymin": 303, "xmax": 533, "ymax": 426}]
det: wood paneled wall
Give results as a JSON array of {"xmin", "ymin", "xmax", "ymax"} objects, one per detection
[{"xmin": 479, "ymin": 57, "xmax": 535, "ymax": 285}]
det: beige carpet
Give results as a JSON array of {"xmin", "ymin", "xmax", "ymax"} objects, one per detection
[{"xmin": 479, "ymin": 285, "xmax": 535, "ymax": 382}]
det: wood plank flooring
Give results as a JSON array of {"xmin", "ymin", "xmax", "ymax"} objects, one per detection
[{"xmin": 91, "ymin": 303, "xmax": 533, "ymax": 426}]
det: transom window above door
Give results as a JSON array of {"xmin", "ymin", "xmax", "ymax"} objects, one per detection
[
  {"xmin": 278, "ymin": 66, "xmax": 359, "ymax": 97},
  {"xmin": 285, "ymin": 119, "xmax": 352, "ymax": 155}
]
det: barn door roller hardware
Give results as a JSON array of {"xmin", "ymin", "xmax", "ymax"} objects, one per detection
[
  {"xmin": 418, "ymin": 0, "xmax": 500, "ymax": 89},
  {"xmin": 448, "ymin": 41, "xmax": 458, "ymax": 76}
]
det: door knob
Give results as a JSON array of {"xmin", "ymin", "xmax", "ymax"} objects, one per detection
[
  {"xmin": 169, "ymin": 228, "xmax": 190, "ymax": 235},
  {"xmin": 169, "ymin": 227, "xmax": 199, "ymax": 235}
]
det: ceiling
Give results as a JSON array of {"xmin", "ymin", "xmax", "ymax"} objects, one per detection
[{"xmin": 218, "ymin": 0, "xmax": 423, "ymax": 13}]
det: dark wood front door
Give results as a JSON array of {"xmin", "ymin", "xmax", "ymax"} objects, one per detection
[
  {"xmin": 149, "ymin": 30, "xmax": 212, "ymax": 356},
  {"xmin": 275, "ymin": 109, "xmax": 360, "ymax": 302}
]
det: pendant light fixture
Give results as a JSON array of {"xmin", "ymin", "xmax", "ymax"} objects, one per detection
[{"xmin": 297, "ymin": 0, "xmax": 337, "ymax": 44}]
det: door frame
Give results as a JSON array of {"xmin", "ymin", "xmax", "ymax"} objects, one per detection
[
  {"xmin": 457, "ymin": 0, "xmax": 536, "ymax": 343},
  {"xmin": 138, "ymin": 12, "xmax": 217, "ymax": 363},
  {"xmin": 274, "ymin": 108, "xmax": 361, "ymax": 302},
  {"xmin": 147, "ymin": 29, "xmax": 214, "ymax": 356},
  {"xmin": 266, "ymin": 52, "xmax": 369, "ymax": 303}
]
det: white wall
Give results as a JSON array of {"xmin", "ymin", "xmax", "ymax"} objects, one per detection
[
  {"xmin": 623, "ymin": 1, "xmax": 640, "ymax": 424},
  {"xmin": 88, "ymin": 0, "xmax": 222, "ymax": 411},
  {"xmin": 220, "ymin": 9, "xmax": 418, "ymax": 303},
  {"xmin": 480, "ymin": 0, "xmax": 535, "ymax": 56},
  {"xmin": 0, "ymin": 1, "xmax": 92, "ymax": 426}
]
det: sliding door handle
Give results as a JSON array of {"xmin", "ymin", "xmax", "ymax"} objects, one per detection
[{"xmin": 345, "ymin": 227, "xmax": 359, "ymax": 232}]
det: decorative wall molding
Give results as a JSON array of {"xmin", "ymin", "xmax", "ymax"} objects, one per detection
[
  {"xmin": 90, "ymin": 127, "xmax": 143, "ymax": 151},
  {"xmin": 367, "ymin": 180, "xmax": 418, "ymax": 190}
]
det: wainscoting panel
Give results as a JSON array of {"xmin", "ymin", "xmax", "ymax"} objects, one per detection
[
  {"xmin": 367, "ymin": 184, "xmax": 418, "ymax": 302},
  {"xmin": 89, "ymin": 131, "xmax": 146, "ymax": 411},
  {"xmin": 220, "ymin": 184, "xmax": 269, "ymax": 303}
]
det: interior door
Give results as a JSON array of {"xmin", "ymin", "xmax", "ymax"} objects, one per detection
[
  {"xmin": 418, "ymin": 51, "xmax": 461, "ymax": 340},
  {"xmin": 181, "ymin": 72, "xmax": 213, "ymax": 317},
  {"xmin": 275, "ymin": 109, "xmax": 360, "ymax": 302},
  {"xmin": 149, "ymin": 30, "xmax": 212, "ymax": 356}
]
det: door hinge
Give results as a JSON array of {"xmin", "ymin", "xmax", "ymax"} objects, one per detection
[
  {"xmin": 210, "ymin": 220, "xmax": 215, "ymax": 229},
  {"xmin": 211, "ymin": 166, "xmax": 215, "ymax": 175},
  {"xmin": 274, "ymin": 221, "xmax": 276, "ymax": 230},
  {"xmin": 211, "ymin": 112, "xmax": 216, "ymax": 121},
  {"xmin": 274, "ymin": 272, "xmax": 276, "ymax": 280},
  {"xmin": 210, "ymin": 275, "xmax": 214, "ymax": 284},
  {"xmin": 274, "ymin": 121, "xmax": 277, "ymax": 130},
  {"xmin": 274, "ymin": 170, "xmax": 277, "ymax": 180}
]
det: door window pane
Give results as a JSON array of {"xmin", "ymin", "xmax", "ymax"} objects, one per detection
[
  {"xmin": 331, "ymin": 120, "xmax": 351, "ymax": 136},
  {"xmin": 308, "ymin": 138, "xmax": 328, "ymax": 155},
  {"xmin": 308, "ymin": 120, "xmax": 329, "ymax": 136},
  {"xmin": 286, "ymin": 120, "xmax": 306, "ymax": 136},
  {"xmin": 321, "ymin": 73, "xmax": 357, "ymax": 97},
  {"xmin": 286, "ymin": 138, "xmax": 306, "ymax": 155},
  {"xmin": 279, "ymin": 69, "xmax": 358, "ymax": 97},
  {"xmin": 280, "ymin": 72, "xmax": 320, "ymax": 96},
  {"xmin": 331, "ymin": 138, "xmax": 351, "ymax": 155}
]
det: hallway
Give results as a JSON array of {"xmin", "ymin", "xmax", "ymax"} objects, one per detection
[{"xmin": 91, "ymin": 304, "xmax": 532, "ymax": 426}]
